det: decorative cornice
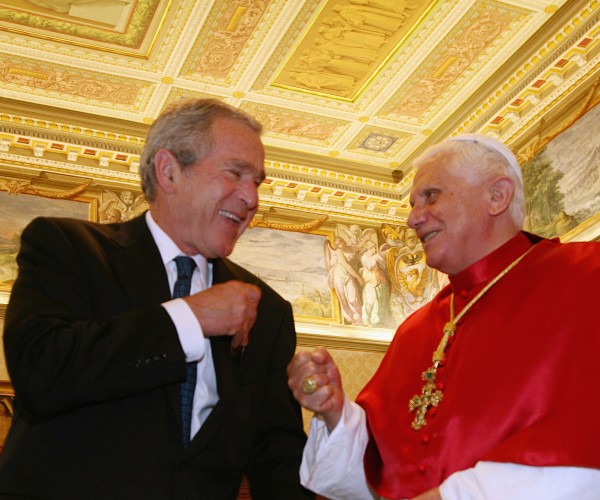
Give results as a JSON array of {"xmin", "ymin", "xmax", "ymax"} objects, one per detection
[{"xmin": 463, "ymin": 1, "xmax": 600, "ymax": 141}]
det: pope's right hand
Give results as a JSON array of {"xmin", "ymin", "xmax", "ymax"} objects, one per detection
[{"xmin": 287, "ymin": 347, "xmax": 345, "ymax": 432}]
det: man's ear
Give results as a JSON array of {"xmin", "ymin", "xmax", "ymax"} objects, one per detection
[
  {"xmin": 154, "ymin": 149, "xmax": 178, "ymax": 193},
  {"xmin": 488, "ymin": 176, "xmax": 515, "ymax": 216}
]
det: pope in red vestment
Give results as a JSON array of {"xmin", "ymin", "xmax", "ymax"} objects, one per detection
[
  {"xmin": 356, "ymin": 231, "xmax": 600, "ymax": 498},
  {"xmin": 288, "ymin": 133, "xmax": 600, "ymax": 499}
]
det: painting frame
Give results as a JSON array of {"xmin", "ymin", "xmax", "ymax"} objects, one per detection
[
  {"xmin": 0, "ymin": 173, "xmax": 99, "ymax": 304},
  {"xmin": 517, "ymin": 78, "xmax": 600, "ymax": 243}
]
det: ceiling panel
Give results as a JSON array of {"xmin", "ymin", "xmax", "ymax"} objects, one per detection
[{"xmin": 0, "ymin": 0, "xmax": 598, "ymax": 222}]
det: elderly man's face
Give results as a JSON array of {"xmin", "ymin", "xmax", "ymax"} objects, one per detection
[
  {"xmin": 166, "ymin": 118, "xmax": 265, "ymax": 258},
  {"xmin": 407, "ymin": 155, "xmax": 490, "ymax": 275}
]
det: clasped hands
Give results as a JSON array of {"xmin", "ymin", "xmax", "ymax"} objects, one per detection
[{"xmin": 182, "ymin": 280, "xmax": 261, "ymax": 350}]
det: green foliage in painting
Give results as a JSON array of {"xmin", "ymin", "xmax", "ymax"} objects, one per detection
[{"xmin": 522, "ymin": 147, "xmax": 569, "ymax": 237}]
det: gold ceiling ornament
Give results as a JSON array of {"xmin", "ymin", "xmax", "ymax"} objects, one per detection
[
  {"xmin": 272, "ymin": 0, "xmax": 435, "ymax": 101},
  {"xmin": 0, "ymin": 178, "xmax": 30, "ymax": 195},
  {"xmin": 517, "ymin": 75, "xmax": 600, "ymax": 164},
  {"xmin": 249, "ymin": 214, "xmax": 328, "ymax": 233},
  {"xmin": 24, "ymin": 180, "xmax": 92, "ymax": 200},
  {"xmin": 0, "ymin": 0, "xmax": 169, "ymax": 57},
  {"xmin": 0, "ymin": 0, "xmax": 596, "ymax": 234}
]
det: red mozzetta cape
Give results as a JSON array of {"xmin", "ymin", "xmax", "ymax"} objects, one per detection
[{"xmin": 356, "ymin": 232, "xmax": 600, "ymax": 499}]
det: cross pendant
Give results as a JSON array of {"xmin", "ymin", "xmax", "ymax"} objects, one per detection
[{"xmin": 408, "ymin": 367, "xmax": 443, "ymax": 430}]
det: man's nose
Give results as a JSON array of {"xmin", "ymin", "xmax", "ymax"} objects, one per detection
[
  {"xmin": 407, "ymin": 205, "xmax": 422, "ymax": 229},
  {"xmin": 240, "ymin": 180, "xmax": 259, "ymax": 210}
]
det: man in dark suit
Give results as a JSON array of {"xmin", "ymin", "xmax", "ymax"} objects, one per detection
[{"xmin": 0, "ymin": 99, "xmax": 313, "ymax": 499}]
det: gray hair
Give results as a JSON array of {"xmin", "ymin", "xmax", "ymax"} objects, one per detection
[
  {"xmin": 412, "ymin": 134, "xmax": 525, "ymax": 229},
  {"xmin": 140, "ymin": 98, "xmax": 263, "ymax": 202}
]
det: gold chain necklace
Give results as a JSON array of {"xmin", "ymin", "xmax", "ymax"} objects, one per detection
[{"xmin": 408, "ymin": 244, "xmax": 536, "ymax": 430}]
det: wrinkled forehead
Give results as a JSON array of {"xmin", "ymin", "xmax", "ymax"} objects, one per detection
[
  {"xmin": 409, "ymin": 153, "xmax": 468, "ymax": 203},
  {"xmin": 411, "ymin": 152, "xmax": 453, "ymax": 183}
]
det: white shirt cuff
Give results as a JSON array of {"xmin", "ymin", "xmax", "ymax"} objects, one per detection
[
  {"xmin": 301, "ymin": 397, "xmax": 377, "ymax": 500},
  {"xmin": 440, "ymin": 461, "xmax": 600, "ymax": 500},
  {"xmin": 162, "ymin": 298, "xmax": 206, "ymax": 362}
]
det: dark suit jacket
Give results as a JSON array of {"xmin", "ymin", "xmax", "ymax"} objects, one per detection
[{"xmin": 0, "ymin": 215, "xmax": 312, "ymax": 499}]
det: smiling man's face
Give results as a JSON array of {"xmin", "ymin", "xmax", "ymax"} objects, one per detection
[
  {"xmin": 407, "ymin": 154, "xmax": 491, "ymax": 276},
  {"xmin": 166, "ymin": 118, "xmax": 265, "ymax": 258}
]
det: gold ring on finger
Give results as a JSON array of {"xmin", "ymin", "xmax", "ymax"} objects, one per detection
[{"xmin": 301, "ymin": 377, "xmax": 318, "ymax": 395}]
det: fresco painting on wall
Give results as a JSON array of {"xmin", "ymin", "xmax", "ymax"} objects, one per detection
[
  {"xmin": 0, "ymin": 190, "xmax": 91, "ymax": 293},
  {"xmin": 325, "ymin": 223, "xmax": 446, "ymax": 329},
  {"xmin": 523, "ymin": 102, "xmax": 600, "ymax": 239},
  {"xmin": 230, "ymin": 223, "xmax": 447, "ymax": 333},
  {"xmin": 230, "ymin": 226, "xmax": 334, "ymax": 322}
]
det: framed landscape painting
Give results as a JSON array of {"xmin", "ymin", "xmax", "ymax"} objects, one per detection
[
  {"xmin": 0, "ymin": 189, "xmax": 94, "ymax": 302},
  {"xmin": 522, "ymin": 102, "xmax": 600, "ymax": 242}
]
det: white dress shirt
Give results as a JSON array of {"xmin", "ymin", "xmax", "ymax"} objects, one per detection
[
  {"xmin": 146, "ymin": 211, "xmax": 219, "ymax": 439},
  {"xmin": 301, "ymin": 397, "xmax": 600, "ymax": 500}
]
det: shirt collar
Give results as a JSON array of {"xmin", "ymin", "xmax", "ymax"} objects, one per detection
[
  {"xmin": 449, "ymin": 231, "xmax": 534, "ymax": 293},
  {"xmin": 145, "ymin": 211, "xmax": 209, "ymax": 277}
]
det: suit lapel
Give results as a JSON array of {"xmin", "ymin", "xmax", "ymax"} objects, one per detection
[
  {"xmin": 105, "ymin": 215, "xmax": 244, "ymax": 457},
  {"xmin": 108, "ymin": 215, "xmax": 185, "ymax": 433},
  {"xmin": 110, "ymin": 214, "xmax": 171, "ymax": 307},
  {"xmin": 110, "ymin": 224, "xmax": 246, "ymax": 457}
]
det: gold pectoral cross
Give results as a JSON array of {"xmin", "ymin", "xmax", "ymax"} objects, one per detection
[
  {"xmin": 408, "ymin": 367, "xmax": 443, "ymax": 430},
  {"xmin": 408, "ymin": 321, "xmax": 454, "ymax": 430},
  {"xmin": 407, "ymin": 246, "xmax": 537, "ymax": 431}
]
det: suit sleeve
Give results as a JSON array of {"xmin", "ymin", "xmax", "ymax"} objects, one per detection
[
  {"xmin": 245, "ymin": 300, "xmax": 315, "ymax": 499},
  {"xmin": 4, "ymin": 217, "xmax": 186, "ymax": 417}
]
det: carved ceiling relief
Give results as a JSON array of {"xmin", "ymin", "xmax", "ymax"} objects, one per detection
[
  {"xmin": 0, "ymin": 0, "xmax": 164, "ymax": 51},
  {"xmin": 360, "ymin": 133, "xmax": 397, "ymax": 152},
  {"xmin": 388, "ymin": 7, "xmax": 520, "ymax": 119},
  {"xmin": 186, "ymin": 0, "xmax": 270, "ymax": 80},
  {"xmin": 251, "ymin": 110, "xmax": 338, "ymax": 141},
  {"xmin": 22, "ymin": 0, "xmax": 135, "ymax": 29},
  {"xmin": 275, "ymin": 0, "xmax": 433, "ymax": 100},
  {"xmin": 242, "ymin": 103, "xmax": 343, "ymax": 143},
  {"xmin": 0, "ymin": 54, "xmax": 146, "ymax": 106},
  {"xmin": 350, "ymin": 126, "xmax": 411, "ymax": 156}
]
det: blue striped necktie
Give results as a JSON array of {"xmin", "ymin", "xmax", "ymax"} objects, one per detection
[{"xmin": 173, "ymin": 255, "xmax": 197, "ymax": 448}]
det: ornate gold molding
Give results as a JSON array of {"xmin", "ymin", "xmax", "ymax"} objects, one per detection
[
  {"xmin": 0, "ymin": 176, "xmax": 91, "ymax": 199},
  {"xmin": 250, "ymin": 214, "xmax": 328, "ymax": 233},
  {"xmin": 517, "ymin": 75, "xmax": 600, "ymax": 164}
]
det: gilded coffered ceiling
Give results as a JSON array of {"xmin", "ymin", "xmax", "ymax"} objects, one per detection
[{"xmin": 0, "ymin": 0, "xmax": 599, "ymax": 225}]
